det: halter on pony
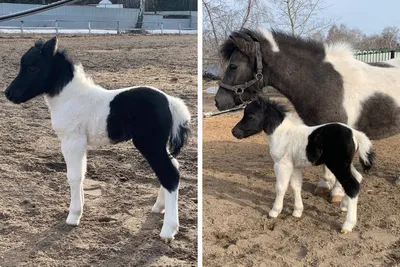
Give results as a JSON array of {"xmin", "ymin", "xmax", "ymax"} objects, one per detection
[{"xmin": 219, "ymin": 41, "xmax": 264, "ymax": 103}]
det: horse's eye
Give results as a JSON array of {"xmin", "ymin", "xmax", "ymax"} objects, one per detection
[
  {"xmin": 28, "ymin": 66, "xmax": 39, "ymax": 73},
  {"xmin": 229, "ymin": 65, "xmax": 237, "ymax": 70}
]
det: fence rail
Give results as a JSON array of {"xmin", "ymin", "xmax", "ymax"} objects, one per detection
[
  {"xmin": 354, "ymin": 49, "xmax": 400, "ymax": 62},
  {"xmin": 0, "ymin": 19, "xmax": 197, "ymax": 34}
]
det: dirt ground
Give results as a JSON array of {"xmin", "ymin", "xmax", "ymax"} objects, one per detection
[
  {"xmin": 0, "ymin": 34, "xmax": 197, "ymax": 267},
  {"xmin": 203, "ymin": 81, "xmax": 400, "ymax": 267}
]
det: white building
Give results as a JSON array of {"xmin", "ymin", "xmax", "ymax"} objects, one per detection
[{"xmin": 97, "ymin": 0, "xmax": 122, "ymax": 8}]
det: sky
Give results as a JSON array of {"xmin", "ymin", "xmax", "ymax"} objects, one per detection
[{"xmin": 323, "ymin": 0, "xmax": 400, "ymax": 35}]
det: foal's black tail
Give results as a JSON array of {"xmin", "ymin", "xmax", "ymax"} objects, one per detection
[{"xmin": 168, "ymin": 97, "xmax": 191, "ymax": 157}]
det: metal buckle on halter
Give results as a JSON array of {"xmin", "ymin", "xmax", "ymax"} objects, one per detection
[
  {"xmin": 235, "ymin": 87, "xmax": 244, "ymax": 94},
  {"xmin": 255, "ymin": 73, "xmax": 263, "ymax": 81}
]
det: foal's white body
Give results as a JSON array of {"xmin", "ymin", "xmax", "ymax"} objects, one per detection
[
  {"xmin": 267, "ymin": 114, "xmax": 365, "ymax": 232},
  {"xmin": 44, "ymin": 65, "xmax": 181, "ymax": 239}
]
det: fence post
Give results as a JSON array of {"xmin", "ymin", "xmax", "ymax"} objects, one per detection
[
  {"xmin": 161, "ymin": 22, "xmax": 163, "ymax": 34},
  {"xmin": 88, "ymin": 21, "xmax": 91, "ymax": 34},
  {"xmin": 117, "ymin": 21, "xmax": 120, "ymax": 34},
  {"xmin": 55, "ymin": 20, "xmax": 58, "ymax": 35},
  {"xmin": 391, "ymin": 50, "xmax": 396, "ymax": 59},
  {"xmin": 179, "ymin": 23, "xmax": 181, "ymax": 35},
  {"xmin": 20, "ymin": 20, "xmax": 23, "ymax": 34}
]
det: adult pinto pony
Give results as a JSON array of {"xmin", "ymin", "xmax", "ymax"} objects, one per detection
[{"xmin": 215, "ymin": 28, "xmax": 400, "ymax": 201}]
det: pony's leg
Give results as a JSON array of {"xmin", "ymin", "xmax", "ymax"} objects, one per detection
[
  {"xmin": 132, "ymin": 137, "xmax": 179, "ymax": 240},
  {"xmin": 61, "ymin": 136, "xmax": 87, "ymax": 226},
  {"xmin": 152, "ymin": 156, "xmax": 179, "ymax": 214},
  {"xmin": 290, "ymin": 168, "xmax": 304, "ymax": 218},
  {"xmin": 341, "ymin": 164, "xmax": 363, "ymax": 233},
  {"xmin": 269, "ymin": 161, "xmax": 293, "ymax": 218}
]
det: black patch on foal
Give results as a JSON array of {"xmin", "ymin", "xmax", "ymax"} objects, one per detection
[
  {"xmin": 107, "ymin": 87, "xmax": 179, "ymax": 192},
  {"xmin": 306, "ymin": 124, "xmax": 360, "ymax": 198},
  {"xmin": 355, "ymin": 93, "xmax": 400, "ymax": 140}
]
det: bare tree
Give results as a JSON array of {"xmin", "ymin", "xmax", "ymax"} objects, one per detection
[
  {"xmin": 273, "ymin": 0, "xmax": 336, "ymax": 36},
  {"xmin": 381, "ymin": 26, "xmax": 400, "ymax": 49},
  {"xmin": 203, "ymin": 0, "xmax": 273, "ymax": 58},
  {"xmin": 326, "ymin": 24, "xmax": 366, "ymax": 49}
]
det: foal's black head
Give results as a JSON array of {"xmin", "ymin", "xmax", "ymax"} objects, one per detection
[
  {"xmin": 232, "ymin": 96, "xmax": 287, "ymax": 139},
  {"xmin": 5, "ymin": 37, "xmax": 74, "ymax": 104},
  {"xmin": 215, "ymin": 29, "xmax": 267, "ymax": 111}
]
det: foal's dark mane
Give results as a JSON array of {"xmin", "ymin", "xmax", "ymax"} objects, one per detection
[
  {"xmin": 220, "ymin": 28, "xmax": 326, "ymax": 62},
  {"xmin": 33, "ymin": 39, "xmax": 75, "ymax": 97},
  {"xmin": 260, "ymin": 97, "xmax": 288, "ymax": 118},
  {"xmin": 34, "ymin": 39, "xmax": 75, "ymax": 66}
]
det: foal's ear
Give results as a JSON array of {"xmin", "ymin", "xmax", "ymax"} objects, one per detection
[{"xmin": 42, "ymin": 37, "xmax": 58, "ymax": 56}]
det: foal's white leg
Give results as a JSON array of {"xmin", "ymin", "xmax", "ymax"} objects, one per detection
[
  {"xmin": 290, "ymin": 168, "xmax": 304, "ymax": 218},
  {"xmin": 152, "ymin": 157, "xmax": 178, "ymax": 214},
  {"xmin": 331, "ymin": 181, "xmax": 345, "ymax": 203},
  {"xmin": 160, "ymin": 187, "xmax": 179, "ymax": 239},
  {"xmin": 339, "ymin": 194, "xmax": 349, "ymax": 212},
  {"xmin": 269, "ymin": 161, "xmax": 293, "ymax": 218},
  {"xmin": 152, "ymin": 186, "xmax": 165, "ymax": 213},
  {"xmin": 341, "ymin": 195, "xmax": 359, "ymax": 234},
  {"xmin": 341, "ymin": 164, "xmax": 363, "ymax": 234},
  {"xmin": 315, "ymin": 165, "xmax": 335, "ymax": 192},
  {"xmin": 316, "ymin": 166, "xmax": 344, "ymax": 203},
  {"xmin": 61, "ymin": 136, "xmax": 87, "ymax": 226}
]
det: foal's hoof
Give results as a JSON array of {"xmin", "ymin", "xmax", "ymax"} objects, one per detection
[
  {"xmin": 160, "ymin": 223, "xmax": 179, "ymax": 240},
  {"xmin": 66, "ymin": 214, "xmax": 81, "ymax": 226},
  {"xmin": 292, "ymin": 210, "xmax": 303, "ymax": 218},
  {"xmin": 341, "ymin": 229, "xmax": 352, "ymax": 234},
  {"xmin": 330, "ymin": 195, "xmax": 343, "ymax": 203},
  {"xmin": 268, "ymin": 209, "xmax": 280, "ymax": 218}
]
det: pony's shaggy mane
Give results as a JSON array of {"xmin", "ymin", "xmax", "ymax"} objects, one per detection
[{"xmin": 220, "ymin": 28, "xmax": 355, "ymax": 61}]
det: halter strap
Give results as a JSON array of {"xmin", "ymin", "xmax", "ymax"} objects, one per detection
[{"xmin": 219, "ymin": 41, "xmax": 264, "ymax": 96}]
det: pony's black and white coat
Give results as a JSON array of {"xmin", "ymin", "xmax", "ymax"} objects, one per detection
[
  {"xmin": 4, "ymin": 37, "xmax": 190, "ymax": 240},
  {"xmin": 232, "ymin": 96, "xmax": 374, "ymax": 233},
  {"xmin": 216, "ymin": 28, "xmax": 400, "ymax": 201}
]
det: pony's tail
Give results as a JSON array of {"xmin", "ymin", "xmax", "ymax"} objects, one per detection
[
  {"xmin": 353, "ymin": 130, "xmax": 375, "ymax": 173},
  {"xmin": 168, "ymin": 96, "xmax": 191, "ymax": 157}
]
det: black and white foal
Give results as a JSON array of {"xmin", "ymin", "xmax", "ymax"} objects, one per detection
[
  {"xmin": 232, "ymin": 96, "xmax": 374, "ymax": 233},
  {"xmin": 4, "ymin": 37, "xmax": 190, "ymax": 240}
]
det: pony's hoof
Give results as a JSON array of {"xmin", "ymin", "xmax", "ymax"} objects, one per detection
[
  {"xmin": 330, "ymin": 195, "xmax": 343, "ymax": 203},
  {"xmin": 66, "ymin": 214, "xmax": 81, "ymax": 226},
  {"xmin": 151, "ymin": 204, "xmax": 165, "ymax": 214},
  {"xmin": 159, "ymin": 223, "xmax": 179, "ymax": 240},
  {"xmin": 292, "ymin": 210, "xmax": 303, "ymax": 218}
]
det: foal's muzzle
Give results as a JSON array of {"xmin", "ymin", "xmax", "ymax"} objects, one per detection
[
  {"xmin": 5, "ymin": 87, "xmax": 24, "ymax": 104},
  {"xmin": 232, "ymin": 127, "xmax": 244, "ymax": 139}
]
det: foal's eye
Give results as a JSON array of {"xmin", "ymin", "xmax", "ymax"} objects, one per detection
[
  {"xmin": 229, "ymin": 64, "xmax": 237, "ymax": 70},
  {"xmin": 28, "ymin": 66, "xmax": 39, "ymax": 73}
]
